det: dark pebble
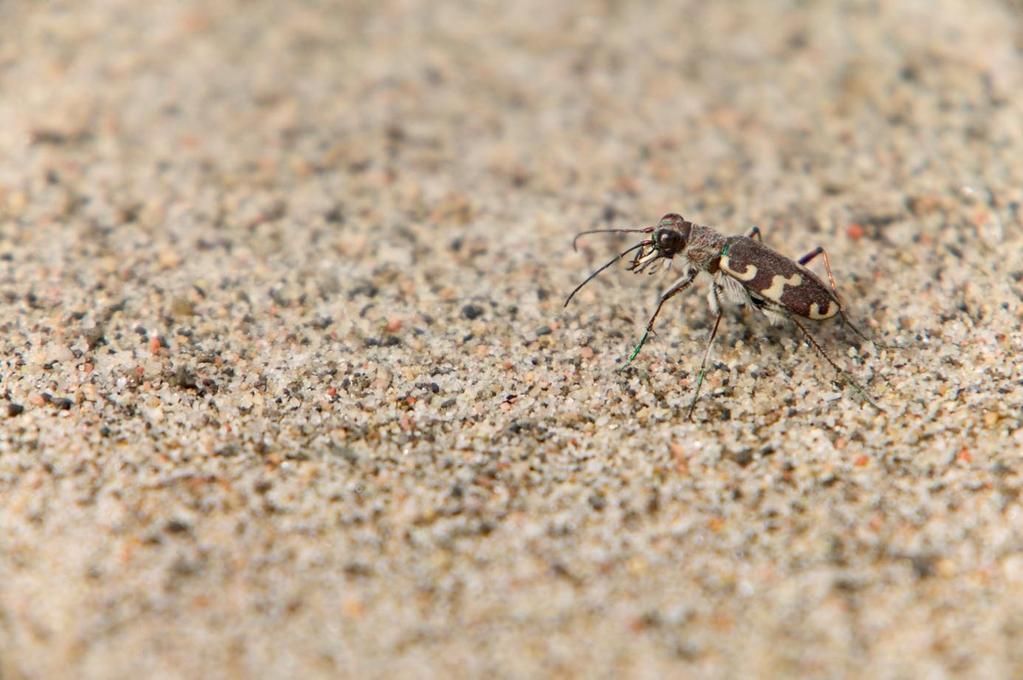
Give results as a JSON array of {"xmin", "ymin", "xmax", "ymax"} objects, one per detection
[
  {"xmin": 165, "ymin": 519, "xmax": 192, "ymax": 534},
  {"xmin": 42, "ymin": 393, "xmax": 73, "ymax": 410}
]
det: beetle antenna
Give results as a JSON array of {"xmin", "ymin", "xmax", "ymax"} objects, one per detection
[
  {"xmin": 572, "ymin": 227, "xmax": 653, "ymax": 251},
  {"xmin": 564, "ymin": 242, "xmax": 650, "ymax": 307}
]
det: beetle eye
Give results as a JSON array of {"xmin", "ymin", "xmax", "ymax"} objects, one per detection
[{"xmin": 658, "ymin": 230, "xmax": 680, "ymax": 250}]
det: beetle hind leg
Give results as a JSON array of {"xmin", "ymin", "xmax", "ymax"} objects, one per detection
[
  {"xmin": 798, "ymin": 246, "xmax": 840, "ymax": 299},
  {"xmin": 789, "ymin": 316, "xmax": 883, "ymax": 411},
  {"xmin": 799, "ymin": 247, "xmax": 892, "ymax": 349}
]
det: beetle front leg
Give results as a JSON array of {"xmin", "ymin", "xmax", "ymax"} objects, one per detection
[{"xmin": 622, "ymin": 270, "xmax": 697, "ymax": 368}]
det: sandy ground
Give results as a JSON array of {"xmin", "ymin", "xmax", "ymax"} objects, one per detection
[{"xmin": 1, "ymin": 0, "xmax": 1022, "ymax": 677}]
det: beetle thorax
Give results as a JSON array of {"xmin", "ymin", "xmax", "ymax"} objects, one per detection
[{"xmin": 685, "ymin": 224, "xmax": 728, "ymax": 272}]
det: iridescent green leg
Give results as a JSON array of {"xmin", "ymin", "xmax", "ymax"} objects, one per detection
[
  {"xmin": 620, "ymin": 271, "xmax": 696, "ymax": 371},
  {"xmin": 686, "ymin": 311, "xmax": 723, "ymax": 420},
  {"xmin": 623, "ymin": 329, "xmax": 651, "ymax": 367}
]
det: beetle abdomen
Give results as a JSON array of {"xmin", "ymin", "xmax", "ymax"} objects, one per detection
[{"xmin": 719, "ymin": 237, "xmax": 839, "ymax": 320}]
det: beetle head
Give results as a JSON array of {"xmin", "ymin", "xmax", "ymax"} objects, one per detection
[
  {"xmin": 628, "ymin": 214, "xmax": 691, "ymax": 273},
  {"xmin": 564, "ymin": 213, "xmax": 693, "ymax": 307}
]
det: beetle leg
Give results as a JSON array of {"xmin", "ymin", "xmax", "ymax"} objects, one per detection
[
  {"xmin": 746, "ymin": 225, "xmax": 762, "ymax": 241},
  {"xmin": 790, "ymin": 316, "xmax": 883, "ymax": 411},
  {"xmin": 686, "ymin": 285, "xmax": 725, "ymax": 420},
  {"xmin": 622, "ymin": 269, "xmax": 697, "ymax": 368},
  {"xmin": 798, "ymin": 246, "xmax": 839, "ymax": 294},
  {"xmin": 800, "ymin": 246, "xmax": 892, "ymax": 349}
]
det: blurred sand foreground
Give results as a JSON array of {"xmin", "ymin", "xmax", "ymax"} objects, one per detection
[{"xmin": 1, "ymin": 1, "xmax": 1022, "ymax": 677}]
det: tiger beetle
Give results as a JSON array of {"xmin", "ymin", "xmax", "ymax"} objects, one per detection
[{"xmin": 564, "ymin": 213, "xmax": 884, "ymax": 419}]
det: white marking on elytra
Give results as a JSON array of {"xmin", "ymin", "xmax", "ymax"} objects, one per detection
[
  {"xmin": 721, "ymin": 256, "xmax": 757, "ymax": 281},
  {"xmin": 809, "ymin": 300, "xmax": 838, "ymax": 319},
  {"xmin": 762, "ymin": 272, "xmax": 803, "ymax": 303}
]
